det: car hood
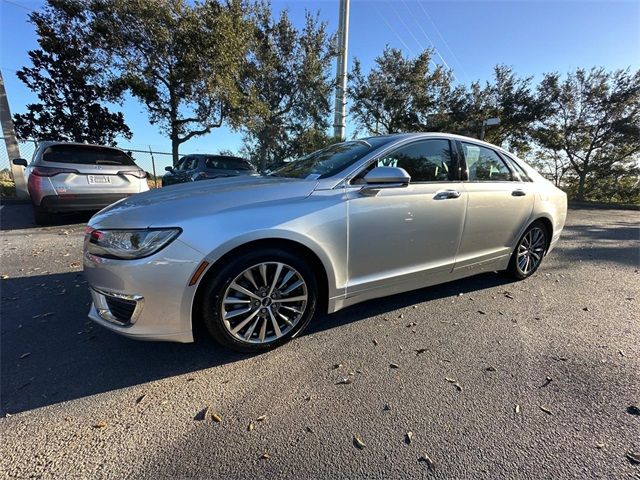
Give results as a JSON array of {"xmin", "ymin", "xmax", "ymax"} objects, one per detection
[{"xmin": 90, "ymin": 175, "xmax": 318, "ymax": 229}]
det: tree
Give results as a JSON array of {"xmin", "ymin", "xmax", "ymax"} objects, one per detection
[
  {"xmin": 13, "ymin": 0, "xmax": 131, "ymax": 145},
  {"xmin": 239, "ymin": 7, "xmax": 335, "ymax": 172},
  {"xmin": 349, "ymin": 47, "xmax": 454, "ymax": 135},
  {"xmin": 535, "ymin": 68, "xmax": 640, "ymax": 200},
  {"xmin": 448, "ymin": 65, "xmax": 541, "ymax": 155},
  {"xmin": 89, "ymin": 0, "xmax": 255, "ymax": 164}
]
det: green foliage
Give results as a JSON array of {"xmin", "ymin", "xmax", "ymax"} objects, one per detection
[
  {"xmin": 239, "ymin": 6, "xmax": 335, "ymax": 172},
  {"xmin": 349, "ymin": 47, "xmax": 454, "ymax": 134},
  {"xmin": 534, "ymin": 68, "xmax": 640, "ymax": 200},
  {"xmin": 90, "ymin": 0, "xmax": 256, "ymax": 164},
  {"xmin": 13, "ymin": 0, "xmax": 131, "ymax": 145}
]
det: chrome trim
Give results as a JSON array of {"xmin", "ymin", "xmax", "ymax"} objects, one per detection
[{"xmin": 90, "ymin": 287, "xmax": 144, "ymax": 327}]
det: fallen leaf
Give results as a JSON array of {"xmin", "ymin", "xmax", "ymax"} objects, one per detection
[
  {"xmin": 332, "ymin": 363, "xmax": 343, "ymax": 369},
  {"xmin": 372, "ymin": 339, "xmax": 378, "ymax": 346},
  {"xmin": 418, "ymin": 453, "xmax": 435, "ymax": 470},
  {"xmin": 626, "ymin": 405, "xmax": 640, "ymax": 416},
  {"xmin": 19, "ymin": 352, "xmax": 31, "ymax": 359},
  {"xmin": 305, "ymin": 426, "xmax": 313, "ymax": 433},
  {"xmin": 626, "ymin": 449, "xmax": 640, "ymax": 464},
  {"xmin": 405, "ymin": 431, "xmax": 413, "ymax": 444},
  {"xmin": 353, "ymin": 435, "xmax": 366, "ymax": 449},
  {"xmin": 582, "ymin": 306, "xmax": 590, "ymax": 312},
  {"xmin": 256, "ymin": 415, "xmax": 267, "ymax": 422},
  {"xmin": 93, "ymin": 421, "xmax": 107, "ymax": 429},
  {"xmin": 539, "ymin": 406, "xmax": 553, "ymax": 415},
  {"xmin": 415, "ymin": 348, "xmax": 427, "ymax": 355},
  {"xmin": 383, "ymin": 403, "xmax": 391, "ymax": 411},
  {"xmin": 504, "ymin": 293, "xmax": 514, "ymax": 299},
  {"xmin": 399, "ymin": 314, "xmax": 404, "ymax": 319},
  {"xmin": 336, "ymin": 378, "xmax": 353, "ymax": 385},
  {"xmin": 389, "ymin": 363, "xmax": 399, "ymax": 369},
  {"xmin": 485, "ymin": 366, "xmax": 497, "ymax": 372},
  {"xmin": 247, "ymin": 422, "xmax": 254, "ymax": 432},
  {"xmin": 477, "ymin": 310, "xmax": 486, "ymax": 315},
  {"xmin": 211, "ymin": 412, "xmax": 222, "ymax": 423},
  {"xmin": 260, "ymin": 452, "xmax": 271, "ymax": 460},
  {"xmin": 595, "ymin": 442, "xmax": 605, "ymax": 449},
  {"xmin": 1, "ymin": 275, "xmax": 8, "ymax": 280},
  {"xmin": 136, "ymin": 394, "xmax": 146, "ymax": 404},
  {"xmin": 540, "ymin": 376, "xmax": 552, "ymax": 388},
  {"xmin": 514, "ymin": 404, "xmax": 521, "ymax": 414},
  {"xmin": 445, "ymin": 377, "xmax": 456, "ymax": 383},
  {"xmin": 453, "ymin": 382, "xmax": 463, "ymax": 392},
  {"xmin": 619, "ymin": 350, "xmax": 625, "ymax": 357}
]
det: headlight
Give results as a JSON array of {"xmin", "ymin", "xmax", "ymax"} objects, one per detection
[{"xmin": 85, "ymin": 227, "xmax": 181, "ymax": 260}]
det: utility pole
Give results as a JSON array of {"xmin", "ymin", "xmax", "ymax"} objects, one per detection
[
  {"xmin": 0, "ymin": 70, "xmax": 28, "ymax": 198},
  {"xmin": 333, "ymin": 0, "xmax": 350, "ymax": 142}
]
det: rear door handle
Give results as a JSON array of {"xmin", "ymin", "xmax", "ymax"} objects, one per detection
[
  {"xmin": 512, "ymin": 189, "xmax": 526, "ymax": 197},
  {"xmin": 435, "ymin": 189, "xmax": 461, "ymax": 199}
]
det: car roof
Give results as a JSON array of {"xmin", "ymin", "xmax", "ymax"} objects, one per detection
[{"xmin": 37, "ymin": 141, "xmax": 127, "ymax": 153}]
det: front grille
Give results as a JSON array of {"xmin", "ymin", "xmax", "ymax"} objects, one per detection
[{"xmin": 105, "ymin": 296, "xmax": 137, "ymax": 323}]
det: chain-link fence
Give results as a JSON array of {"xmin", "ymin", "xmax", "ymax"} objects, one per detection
[{"xmin": 0, "ymin": 137, "xmax": 183, "ymax": 182}]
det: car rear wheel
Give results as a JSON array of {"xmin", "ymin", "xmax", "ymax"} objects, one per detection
[
  {"xmin": 507, "ymin": 221, "xmax": 548, "ymax": 280},
  {"xmin": 199, "ymin": 249, "xmax": 318, "ymax": 352}
]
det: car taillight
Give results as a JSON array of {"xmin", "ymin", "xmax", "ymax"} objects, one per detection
[
  {"xmin": 32, "ymin": 166, "xmax": 80, "ymax": 177},
  {"xmin": 120, "ymin": 170, "xmax": 147, "ymax": 179}
]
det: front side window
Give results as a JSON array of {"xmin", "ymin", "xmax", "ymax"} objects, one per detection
[
  {"xmin": 462, "ymin": 142, "xmax": 513, "ymax": 181},
  {"xmin": 358, "ymin": 139, "xmax": 455, "ymax": 183}
]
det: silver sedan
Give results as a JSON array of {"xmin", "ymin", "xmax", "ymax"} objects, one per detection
[{"xmin": 83, "ymin": 133, "xmax": 567, "ymax": 352}]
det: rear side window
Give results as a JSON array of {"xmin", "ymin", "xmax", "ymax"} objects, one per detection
[
  {"xmin": 205, "ymin": 157, "xmax": 253, "ymax": 170},
  {"xmin": 462, "ymin": 142, "xmax": 513, "ymax": 181},
  {"xmin": 501, "ymin": 153, "xmax": 532, "ymax": 182},
  {"xmin": 42, "ymin": 145, "xmax": 135, "ymax": 166}
]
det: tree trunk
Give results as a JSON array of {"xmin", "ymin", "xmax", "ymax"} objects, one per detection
[
  {"xmin": 171, "ymin": 135, "xmax": 180, "ymax": 166},
  {"xmin": 576, "ymin": 172, "xmax": 587, "ymax": 201}
]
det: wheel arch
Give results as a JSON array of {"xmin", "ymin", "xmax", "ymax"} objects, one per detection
[
  {"xmin": 531, "ymin": 216, "xmax": 553, "ymax": 252},
  {"xmin": 190, "ymin": 236, "xmax": 333, "ymax": 339}
]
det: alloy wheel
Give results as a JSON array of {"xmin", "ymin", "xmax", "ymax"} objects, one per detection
[
  {"xmin": 220, "ymin": 262, "xmax": 308, "ymax": 344},
  {"xmin": 517, "ymin": 227, "xmax": 546, "ymax": 275}
]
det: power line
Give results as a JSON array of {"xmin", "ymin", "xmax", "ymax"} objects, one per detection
[
  {"xmin": 398, "ymin": 0, "xmax": 455, "ymax": 79},
  {"xmin": 372, "ymin": 2, "xmax": 416, "ymax": 57},
  {"xmin": 1, "ymin": 0, "xmax": 35, "ymax": 12},
  {"xmin": 415, "ymin": 0, "xmax": 470, "ymax": 82}
]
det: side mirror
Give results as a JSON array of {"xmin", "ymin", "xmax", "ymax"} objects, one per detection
[
  {"xmin": 12, "ymin": 158, "xmax": 28, "ymax": 167},
  {"xmin": 361, "ymin": 166, "xmax": 410, "ymax": 194},
  {"xmin": 165, "ymin": 166, "xmax": 174, "ymax": 172}
]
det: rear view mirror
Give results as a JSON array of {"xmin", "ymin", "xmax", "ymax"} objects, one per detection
[
  {"xmin": 165, "ymin": 166, "xmax": 173, "ymax": 172},
  {"xmin": 12, "ymin": 158, "xmax": 28, "ymax": 167},
  {"xmin": 361, "ymin": 166, "xmax": 410, "ymax": 194}
]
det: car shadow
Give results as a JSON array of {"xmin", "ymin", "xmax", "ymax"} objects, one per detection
[
  {"xmin": 0, "ymin": 270, "xmax": 513, "ymax": 415},
  {"xmin": 0, "ymin": 203, "xmax": 94, "ymax": 231}
]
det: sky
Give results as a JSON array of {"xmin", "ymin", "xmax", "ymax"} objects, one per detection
[{"xmin": 1, "ymin": 0, "xmax": 639, "ymax": 156}]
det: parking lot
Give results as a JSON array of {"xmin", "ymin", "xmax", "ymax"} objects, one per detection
[{"xmin": 0, "ymin": 203, "xmax": 638, "ymax": 479}]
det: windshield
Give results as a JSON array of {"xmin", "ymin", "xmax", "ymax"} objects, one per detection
[{"xmin": 270, "ymin": 137, "xmax": 393, "ymax": 179}]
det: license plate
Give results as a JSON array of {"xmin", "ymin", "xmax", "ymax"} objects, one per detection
[{"xmin": 88, "ymin": 175, "xmax": 111, "ymax": 184}]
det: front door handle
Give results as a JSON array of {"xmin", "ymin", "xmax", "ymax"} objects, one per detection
[
  {"xmin": 512, "ymin": 189, "xmax": 526, "ymax": 197},
  {"xmin": 435, "ymin": 189, "xmax": 461, "ymax": 199}
]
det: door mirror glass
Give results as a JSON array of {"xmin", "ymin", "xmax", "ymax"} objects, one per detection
[
  {"xmin": 363, "ymin": 166, "xmax": 411, "ymax": 186},
  {"xmin": 12, "ymin": 158, "xmax": 28, "ymax": 167}
]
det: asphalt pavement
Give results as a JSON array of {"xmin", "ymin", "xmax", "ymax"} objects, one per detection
[{"xmin": 0, "ymin": 203, "xmax": 639, "ymax": 479}]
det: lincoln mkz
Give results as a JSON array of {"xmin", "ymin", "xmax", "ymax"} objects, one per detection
[{"xmin": 83, "ymin": 133, "xmax": 567, "ymax": 352}]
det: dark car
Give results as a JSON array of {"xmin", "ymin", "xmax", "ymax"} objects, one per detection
[{"xmin": 162, "ymin": 154, "xmax": 256, "ymax": 187}]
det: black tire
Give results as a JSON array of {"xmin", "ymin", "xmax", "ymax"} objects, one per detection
[
  {"xmin": 199, "ymin": 248, "xmax": 318, "ymax": 353},
  {"xmin": 32, "ymin": 205, "xmax": 54, "ymax": 226},
  {"xmin": 506, "ymin": 221, "xmax": 549, "ymax": 280}
]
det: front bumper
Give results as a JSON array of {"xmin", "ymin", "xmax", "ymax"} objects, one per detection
[{"xmin": 83, "ymin": 238, "xmax": 205, "ymax": 343}]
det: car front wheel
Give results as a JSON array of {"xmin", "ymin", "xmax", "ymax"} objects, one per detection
[
  {"xmin": 507, "ymin": 221, "xmax": 548, "ymax": 280},
  {"xmin": 199, "ymin": 249, "xmax": 318, "ymax": 352}
]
